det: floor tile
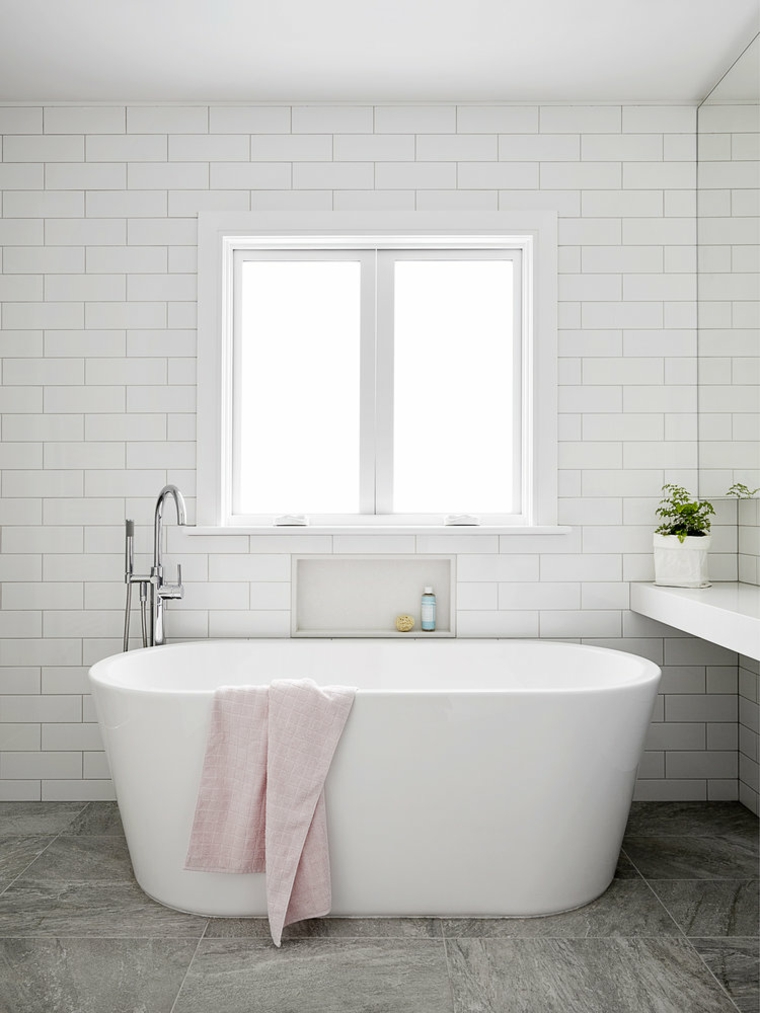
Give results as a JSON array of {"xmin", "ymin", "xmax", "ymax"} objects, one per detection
[
  {"xmin": 0, "ymin": 881, "xmax": 208, "ymax": 938},
  {"xmin": 173, "ymin": 938, "xmax": 454, "ymax": 1013},
  {"xmin": 66, "ymin": 801, "xmax": 125, "ymax": 837},
  {"xmin": 650, "ymin": 881, "xmax": 760, "ymax": 938},
  {"xmin": 691, "ymin": 937, "xmax": 760, "ymax": 1013},
  {"xmin": 0, "ymin": 799, "xmax": 753, "ymax": 1012},
  {"xmin": 623, "ymin": 835, "xmax": 760, "ymax": 879},
  {"xmin": 626, "ymin": 802, "xmax": 760, "ymax": 845},
  {"xmin": 14, "ymin": 835, "xmax": 134, "ymax": 885},
  {"xmin": 205, "ymin": 915, "xmax": 443, "ymax": 940},
  {"xmin": 0, "ymin": 802, "xmax": 86, "ymax": 837},
  {"xmin": 0, "ymin": 937, "xmax": 197, "ymax": 1013},
  {"xmin": 0, "ymin": 837, "xmax": 52, "ymax": 893},
  {"xmin": 445, "ymin": 937, "xmax": 738, "ymax": 1013},
  {"xmin": 441, "ymin": 879, "xmax": 679, "ymax": 938}
]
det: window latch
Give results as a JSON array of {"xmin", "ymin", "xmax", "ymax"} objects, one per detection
[
  {"xmin": 274, "ymin": 514, "xmax": 310, "ymax": 526},
  {"xmin": 444, "ymin": 514, "xmax": 481, "ymax": 526}
]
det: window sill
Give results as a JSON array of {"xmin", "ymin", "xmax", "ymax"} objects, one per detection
[{"xmin": 184, "ymin": 525, "xmax": 573, "ymax": 536}]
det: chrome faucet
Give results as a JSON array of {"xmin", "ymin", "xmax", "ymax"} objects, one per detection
[
  {"xmin": 150, "ymin": 485, "xmax": 187, "ymax": 647},
  {"xmin": 123, "ymin": 484, "xmax": 187, "ymax": 649}
]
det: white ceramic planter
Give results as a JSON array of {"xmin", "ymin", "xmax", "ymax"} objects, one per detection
[{"xmin": 653, "ymin": 533, "xmax": 712, "ymax": 588}]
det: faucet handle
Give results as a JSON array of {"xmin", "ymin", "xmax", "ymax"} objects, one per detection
[{"xmin": 158, "ymin": 563, "xmax": 184, "ymax": 600}]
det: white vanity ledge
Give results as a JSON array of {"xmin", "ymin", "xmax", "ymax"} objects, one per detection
[
  {"xmin": 185, "ymin": 525, "xmax": 573, "ymax": 536},
  {"xmin": 630, "ymin": 582, "xmax": 760, "ymax": 662}
]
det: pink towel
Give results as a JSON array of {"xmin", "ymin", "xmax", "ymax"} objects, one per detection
[{"xmin": 184, "ymin": 679, "xmax": 355, "ymax": 946}]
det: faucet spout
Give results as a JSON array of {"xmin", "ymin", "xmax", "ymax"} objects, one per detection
[{"xmin": 153, "ymin": 484, "xmax": 187, "ymax": 569}]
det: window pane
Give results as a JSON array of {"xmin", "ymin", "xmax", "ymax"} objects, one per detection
[
  {"xmin": 393, "ymin": 260, "xmax": 515, "ymax": 513},
  {"xmin": 237, "ymin": 260, "xmax": 361, "ymax": 514}
]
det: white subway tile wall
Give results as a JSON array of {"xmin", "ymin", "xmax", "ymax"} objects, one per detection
[{"xmin": 0, "ymin": 101, "xmax": 748, "ymax": 802}]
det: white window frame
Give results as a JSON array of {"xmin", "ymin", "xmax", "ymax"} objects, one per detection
[{"xmin": 197, "ymin": 211, "xmax": 559, "ymax": 532}]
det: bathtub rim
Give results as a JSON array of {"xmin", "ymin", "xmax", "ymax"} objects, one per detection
[{"xmin": 88, "ymin": 637, "xmax": 662, "ymax": 696}]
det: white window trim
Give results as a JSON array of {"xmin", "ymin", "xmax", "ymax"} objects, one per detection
[{"xmin": 196, "ymin": 210, "xmax": 560, "ymax": 534}]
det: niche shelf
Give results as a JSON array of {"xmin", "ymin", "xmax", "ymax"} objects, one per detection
[{"xmin": 292, "ymin": 555, "xmax": 456, "ymax": 637}]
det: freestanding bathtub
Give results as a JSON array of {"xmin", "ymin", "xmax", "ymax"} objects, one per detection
[{"xmin": 88, "ymin": 638, "xmax": 660, "ymax": 918}]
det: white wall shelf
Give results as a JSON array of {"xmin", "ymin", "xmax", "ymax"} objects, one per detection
[
  {"xmin": 630, "ymin": 582, "xmax": 760, "ymax": 661},
  {"xmin": 292, "ymin": 554, "xmax": 456, "ymax": 637}
]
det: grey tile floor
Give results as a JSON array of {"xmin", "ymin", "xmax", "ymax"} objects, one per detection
[{"xmin": 0, "ymin": 800, "xmax": 756, "ymax": 1012}]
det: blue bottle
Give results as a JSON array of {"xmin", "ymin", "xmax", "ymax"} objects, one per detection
[{"xmin": 421, "ymin": 586, "xmax": 436, "ymax": 632}]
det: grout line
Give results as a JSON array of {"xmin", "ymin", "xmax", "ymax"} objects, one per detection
[
  {"xmin": 0, "ymin": 933, "xmax": 210, "ymax": 939},
  {"xmin": 441, "ymin": 934, "xmax": 458, "ymax": 1013},
  {"xmin": 0, "ymin": 800, "xmax": 90, "ymax": 896},
  {"xmin": 683, "ymin": 940, "xmax": 746, "ymax": 1013},
  {"xmin": 633, "ymin": 876, "xmax": 759, "ymax": 882},
  {"xmin": 168, "ymin": 934, "xmax": 207, "ymax": 1013},
  {"xmin": 0, "ymin": 837, "xmax": 58, "ymax": 897},
  {"xmin": 631, "ymin": 872, "xmax": 688, "ymax": 940},
  {"xmin": 637, "ymin": 860, "xmax": 755, "ymax": 1012}
]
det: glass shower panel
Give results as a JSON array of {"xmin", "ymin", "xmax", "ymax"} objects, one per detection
[{"xmin": 697, "ymin": 35, "xmax": 760, "ymax": 583}]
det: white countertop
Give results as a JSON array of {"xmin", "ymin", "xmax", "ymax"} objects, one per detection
[{"xmin": 630, "ymin": 582, "xmax": 760, "ymax": 661}]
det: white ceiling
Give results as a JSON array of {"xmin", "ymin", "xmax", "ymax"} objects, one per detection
[
  {"xmin": 0, "ymin": 0, "xmax": 758, "ymax": 105},
  {"xmin": 704, "ymin": 34, "xmax": 760, "ymax": 102}
]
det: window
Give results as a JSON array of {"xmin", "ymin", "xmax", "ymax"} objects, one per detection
[{"xmin": 197, "ymin": 212, "xmax": 558, "ymax": 530}]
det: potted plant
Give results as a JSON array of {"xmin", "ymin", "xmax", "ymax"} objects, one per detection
[
  {"xmin": 726, "ymin": 483, "xmax": 759, "ymax": 500},
  {"xmin": 653, "ymin": 483, "xmax": 715, "ymax": 588}
]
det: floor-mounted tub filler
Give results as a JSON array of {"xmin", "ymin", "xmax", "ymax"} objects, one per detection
[{"xmin": 88, "ymin": 639, "xmax": 661, "ymax": 919}]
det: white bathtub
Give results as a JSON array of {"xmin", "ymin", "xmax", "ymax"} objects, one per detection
[{"xmin": 88, "ymin": 638, "xmax": 660, "ymax": 918}]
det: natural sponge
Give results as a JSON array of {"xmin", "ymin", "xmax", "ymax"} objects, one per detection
[{"xmin": 395, "ymin": 614, "xmax": 415, "ymax": 632}]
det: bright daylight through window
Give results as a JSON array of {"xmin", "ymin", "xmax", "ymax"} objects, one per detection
[{"xmin": 237, "ymin": 258, "xmax": 363, "ymax": 515}]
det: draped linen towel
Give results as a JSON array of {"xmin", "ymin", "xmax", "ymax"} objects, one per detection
[{"xmin": 184, "ymin": 679, "xmax": 356, "ymax": 946}]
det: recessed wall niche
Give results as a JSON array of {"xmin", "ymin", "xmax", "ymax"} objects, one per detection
[{"xmin": 292, "ymin": 555, "xmax": 455, "ymax": 637}]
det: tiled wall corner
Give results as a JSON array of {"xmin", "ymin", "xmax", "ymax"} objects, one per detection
[
  {"xmin": 739, "ymin": 654, "xmax": 759, "ymax": 814},
  {"xmin": 738, "ymin": 498, "xmax": 760, "ymax": 585},
  {"xmin": 634, "ymin": 633, "xmax": 740, "ymax": 802}
]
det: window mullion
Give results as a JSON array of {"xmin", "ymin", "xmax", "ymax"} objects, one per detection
[
  {"xmin": 359, "ymin": 251, "xmax": 377, "ymax": 514},
  {"xmin": 513, "ymin": 251, "xmax": 525, "ymax": 519},
  {"xmin": 229, "ymin": 249, "xmax": 243, "ymax": 519},
  {"xmin": 374, "ymin": 251, "xmax": 395, "ymax": 514}
]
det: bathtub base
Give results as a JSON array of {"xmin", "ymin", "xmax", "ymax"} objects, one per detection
[
  {"xmin": 132, "ymin": 862, "xmax": 620, "ymax": 920},
  {"xmin": 139, "ymin": 878, "xmax": 616, "ymax": 921}
]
